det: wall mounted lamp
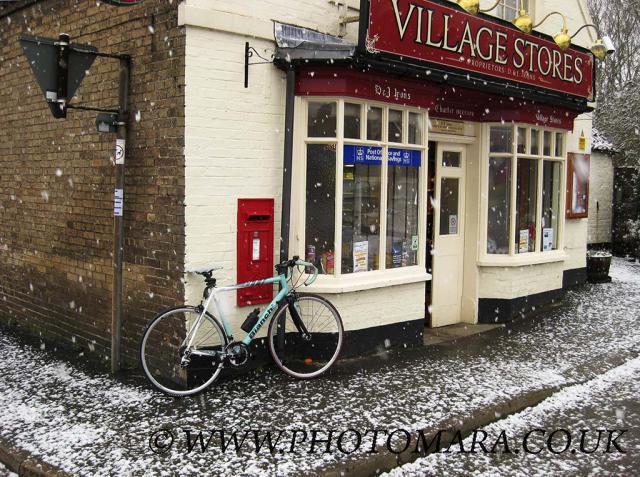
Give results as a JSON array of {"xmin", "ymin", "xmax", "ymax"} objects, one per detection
[{"xmin": 457, "ymin": 0, "xmax": 502, "ymax": 15}]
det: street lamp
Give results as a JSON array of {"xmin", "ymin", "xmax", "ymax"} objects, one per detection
[
  {"xmin": 512, "ymin": 9, "xmax": 613, "ymax": 58},
  {"xmin": 457, "ymin": 0, "xmax": 502, "ymax": 15}
]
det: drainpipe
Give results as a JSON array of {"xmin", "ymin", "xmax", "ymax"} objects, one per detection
[{"xmin": 280, "ymin": 67, "xmax": 296, "ymax": 264}]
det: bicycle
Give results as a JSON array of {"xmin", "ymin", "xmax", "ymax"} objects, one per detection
[{"xmin": 140, "ymin": 256, "xmax": 344, "ymax": 396}]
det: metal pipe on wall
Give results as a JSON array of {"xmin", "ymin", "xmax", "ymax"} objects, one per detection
[{"xmin": 280, "ymin": 67, "xmax": 296, "ymax": 264}]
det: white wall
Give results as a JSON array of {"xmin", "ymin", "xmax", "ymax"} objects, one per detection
[{"xmin": 588, "ymin": 152, "xmax": 614, "ymax": 245}]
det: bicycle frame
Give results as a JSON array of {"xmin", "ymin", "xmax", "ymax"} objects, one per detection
[{"xmin": 185, "ymin": 274, "xmax": 290, "ymax": 352}]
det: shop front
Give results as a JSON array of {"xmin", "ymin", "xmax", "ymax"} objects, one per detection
[{"xmin": 269, "ymin": 0, "xmax": 595, "ymax": 352}]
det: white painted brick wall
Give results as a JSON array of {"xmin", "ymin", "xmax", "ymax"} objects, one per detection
[
  {"xmin": 184, "ymin": 25, "xmax": 425, "ymax": 336},
  {"xmin": 587, "ymin": 152, "xmax": 614, "ymax": 245}
]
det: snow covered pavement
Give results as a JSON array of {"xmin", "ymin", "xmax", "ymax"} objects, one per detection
[
  {"xmin": 0, "ymin": 258, "xmax": 639, "ymax": 476},
  {"xmin": 385, "ymin": 357, "xmax": 640, "ymax": 476}
]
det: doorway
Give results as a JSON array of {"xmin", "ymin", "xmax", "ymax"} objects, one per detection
[{"xmin": 426, "ymin": 142, "xmax": 466, "ymax": 328}]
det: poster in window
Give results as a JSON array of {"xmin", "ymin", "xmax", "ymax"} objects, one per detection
[
  {"xmin": 519, "ymin": 230, "xmax": 530, "ymax": 254},
  {"xmin": 449, "ymin": 215, "xmax": 458, "ymax": 235},
  {"xmin": 542, "ymin": 228, "xmax": 554, "ymax": 251},
  {"xmin": 566, "ymin": 153, "xmax": 590, "ymax": 219},
  {"xmin": 353, "ymin": 241, "xmax": 369, "ymax": 273}
]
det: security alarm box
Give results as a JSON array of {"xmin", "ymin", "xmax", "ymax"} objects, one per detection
[{"xmin": 237, "ymin": 198, "xmax": 274, "ymax": 307}]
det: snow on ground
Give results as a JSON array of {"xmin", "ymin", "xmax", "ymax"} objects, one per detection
[
  {"xmin": 385, "ymin": 356, "xmax": 640, "ymax": 476},
  {"xmin": 0, "ymin": 461, "xmax": 18, "ymax": 477},
  {"xmin": 0, "ymin": 259, "xmax": 639, "ymax": 476}
]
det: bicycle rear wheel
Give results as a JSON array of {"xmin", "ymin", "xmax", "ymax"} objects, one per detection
[
  {"xmin": 140, "ymin": 306, "xmax": 227, "ymax": 397},
  {"xmin": 267, "ymin": 294, "xmax": 344, "ymax": 379}
]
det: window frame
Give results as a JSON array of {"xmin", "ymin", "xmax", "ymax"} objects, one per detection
[
  {"xmin": 565, "ymin": 153, "xmax": 590, "ymax": 219},
  {"xmin": 495, "ymin": 0, "xmax": 530, "ymax": 21},
  {"xmin": 480, "ymin": 123, "xmax": 567, "ymax": 264},
  {"xmin": 295, "ymin": 97, "xmax": 430, "ymax": 285}
]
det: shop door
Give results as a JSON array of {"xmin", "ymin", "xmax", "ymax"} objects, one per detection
[{"xmin": 431, "ymin": 144, "xmax": 466, "ymax": 327}]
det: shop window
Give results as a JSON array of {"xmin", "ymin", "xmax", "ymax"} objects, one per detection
[
  {"xmin": 305, "ymin": 144, "xmax": 336, "ymax": 274},
  {"xmin": 516, "ymin": 159, "xmax": 538, "ymax": 254},
  {"xmin": 486, "ymin": 125, "xmax": 565, "ymax": 257},
  {"xmin": 487, "ymin": 157, "xmax": 511, "ymax": 254},
  {"xmin": 530, "ymin": 129, "xmax": 540, "ymax": 155},
  {"xmin": 308, "ymin": 101, "xmax": 337, "ymax": 138},
  {"xmin": 342, "ymin": 146, "xmax": 381, "ymax": 273},
  {"xmin": 442, "ymin": 151, "xmax": 461, "ymax": 168},
  {"xmin": 490, "ymin": 126, "xmax": 513, "ymax": 153},
  {"xmin": 344, "ymin": 103, "xmax": 361, "ymax": 140},
  {"xmin": 303, "ymin": 100, "xmax": 426, "ymax": 277},
  {"xmin": 542, "ymin": 161, "xmax": 562, "ymax": 251},
  {"xmin": 387, "ymin": 150, "xmax": 420, "ymax": 268},
  {"xmin": 566, "ymin": 153, "xmax": 590, "ymax": 219},
  {"xmin": 367, "ymin": 106, "xmax": 382, "ymax": 141},
  {"xmin": 388, "ymin": 109, "xmax": 403, "ymax": 143},
  {"xmin": 408, "ymin": 112, "xmax": 423, "ymax": 145},
  {"xmin": 496, "ymin": 0, "xmax": 529, "ymax": 21}
]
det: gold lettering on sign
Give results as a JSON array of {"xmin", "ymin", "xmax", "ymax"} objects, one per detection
[{"xmin": 429, "ymin": 119, "xmax": 466, "ymax": 135}]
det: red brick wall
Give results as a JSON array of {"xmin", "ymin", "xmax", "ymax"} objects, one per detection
[{"xmin": 0, "ymin": 0, "xmax": 185, "ymax": 368}]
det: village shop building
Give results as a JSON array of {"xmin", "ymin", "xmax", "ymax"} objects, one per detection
[
  {"xmin": 182, "ymin": 0, "xmax": 602, "ymax": 355},
  {"xmin": 0, "ymin": 0, "xmax": 603, "ymax": 366}
]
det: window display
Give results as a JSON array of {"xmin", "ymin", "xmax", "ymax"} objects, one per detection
[
  {"xmin": 486, "ymin": 125, "xmax": 565, "ymax": 257},
  {"xmin": 304, "ymin": 100, "xmax": 426, "ymax": 277},
  {"xmin": 305, "ymin": 144, "xmax": 336, "ymax": 274}
]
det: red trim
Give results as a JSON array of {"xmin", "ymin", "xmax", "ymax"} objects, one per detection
[
  {"xmin": 296, "ymin": 67, "xmax": 579, "ymax": 130},
  {"xmin": 366, "ymin": 0, "xmax": 594, "ymax": 101}
]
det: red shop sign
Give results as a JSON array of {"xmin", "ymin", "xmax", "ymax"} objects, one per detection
[
  {"xmin": 364, "ymin": 0, "xmax": 594, "ymax": 101},
  {"xmin": 296, "ymin": 67, "xmax": 579, "ymax": 130}
]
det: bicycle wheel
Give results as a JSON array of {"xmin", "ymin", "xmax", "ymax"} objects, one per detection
[
  {"xmin": 267, "ymin": 293, "xmax": 344, "ymax": 379},
  {"xmin": 140, "ymin": 306, "xmax": 228, "ymax": 397}
]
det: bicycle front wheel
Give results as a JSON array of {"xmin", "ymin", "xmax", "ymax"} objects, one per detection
[
  {"xmin": 140, "ymin": 306, "xmax": 228, "ymax": 397},
  {"xmin": 267, "ymin": 294, "xmax": 344, "ymax": 379}
]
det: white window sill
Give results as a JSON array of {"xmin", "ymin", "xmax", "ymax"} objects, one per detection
[
  {"xmin": 478, "ymin": 251, "xmax": 568, "ymax": 268},
  {"xmin": 305, "ymin": 267, "xmax": 432, "ymax": 294}
]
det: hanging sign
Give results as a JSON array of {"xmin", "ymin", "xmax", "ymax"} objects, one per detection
[
  {"xmin": 363, "ymin": 0, "xmax": 594, "ymax": 101},
  {"xmin": 114, "ymin": 189, "xmax": 124, "ymax": 217}
]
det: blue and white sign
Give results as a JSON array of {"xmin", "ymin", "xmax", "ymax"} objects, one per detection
[
  {"xmin": 389, "ymin": 148, "xmax": 422, "ymax": 167},
  {"xmin": 343, "ymin": 145, "xmax": 421, "ymax": 167},
  {"xmin": 344, "ymin": 145, "xmax": 383, "ymax": 165}
]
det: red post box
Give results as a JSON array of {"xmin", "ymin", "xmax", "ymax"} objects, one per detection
[{"xmin": 237, "ymin": 198, "xmax": 275, "ymax": 307}]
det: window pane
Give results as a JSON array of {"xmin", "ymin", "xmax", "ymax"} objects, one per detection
[
  {"xmin": 442, "ymin": 151, "xmax": 461, "ymax": 168},
  {"xmin": 530, "ymin": 129, "xmax": 540, "ymax": 155},
  {"xmin": 386, "ymin": 150, "xmax": 421, "ymax": 268},
  {"xmin": 490, "ymin": 126, "xmax": 513, "ymax": 153},
  {"xmin": 388, "ymin": 109, "xmax": 403, "ymax": 143},
  {"xmin": 555, "ymin": 132, "xmax": 564, "ymax": 157},
  {"xmin": 305, "ymin": 144, "xmax": 336, "ymax": 274},
  {"xmin": 516, "ymin": 158, "xmax": 538, "ymax": 254},
  {"xmin": 367, "ymin": 106, "xmax": 382, "ymax": 141},
  {"xmin": 517, "ymin": 127, "xmax": 527, "ymax": 154},
  {"xmin": 487, "ymin": 157, "xmax": 511, "ymax": 255},
  {"xmin": 342, "ymin": 146, "xmax": 382, "ymax": 273},
  {"xmin": 308, "ymin": 102, "xmax": 337, "ymax": 138},
  {"xmin": 543, "ymin": 131, "xmax": 552, "ymax": 156},
  {"xmin": 344, "ymin": 103, "xmax": 361, "ymax": 140},
  {"xmin": 408, "ymin": 112, "xmax": 423, "ymax": 145},
  {"xmin": 542, "ymin": 161, "xmax": 561, "ymax": 251},
  {"xmin": 439, "ymin": 178, "xmax": 460, "ymax": 236}
]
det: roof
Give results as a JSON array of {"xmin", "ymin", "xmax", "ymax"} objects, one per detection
[{"xmin": 592, "ymin": 128, "xmax": 619, "ymax": 154}]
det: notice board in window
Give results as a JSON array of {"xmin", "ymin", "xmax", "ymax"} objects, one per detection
[{"xmin": 566, "ymin": 153, "xmax": 590, "ymax": 219}]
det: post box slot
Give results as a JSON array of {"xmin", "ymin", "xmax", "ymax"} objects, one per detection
[{"xmin": 248, "ymin": 215, "xmax": 270, "ymax": 221}]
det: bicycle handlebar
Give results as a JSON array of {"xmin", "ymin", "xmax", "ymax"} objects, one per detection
[{"xmin": 276, "ymin": 256, "xmax": 318, "ymax": 286}]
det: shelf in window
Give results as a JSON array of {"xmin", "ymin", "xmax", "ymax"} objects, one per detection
[
  {"xmin": 478, "ymin": 251, "xmax": 568, "ymax": 268},
  {"xmin": 305, "ymin": 267, "xmax": 431, "ymax": 294}
]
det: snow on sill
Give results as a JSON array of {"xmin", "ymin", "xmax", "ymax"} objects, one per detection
[
  {"xmin": 306, "ymin": 267, "xmax": 432, "ymax": 294},
  {"xmin": 478, "ymin": 251, "xmax": 568, "ymax": 268}
]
